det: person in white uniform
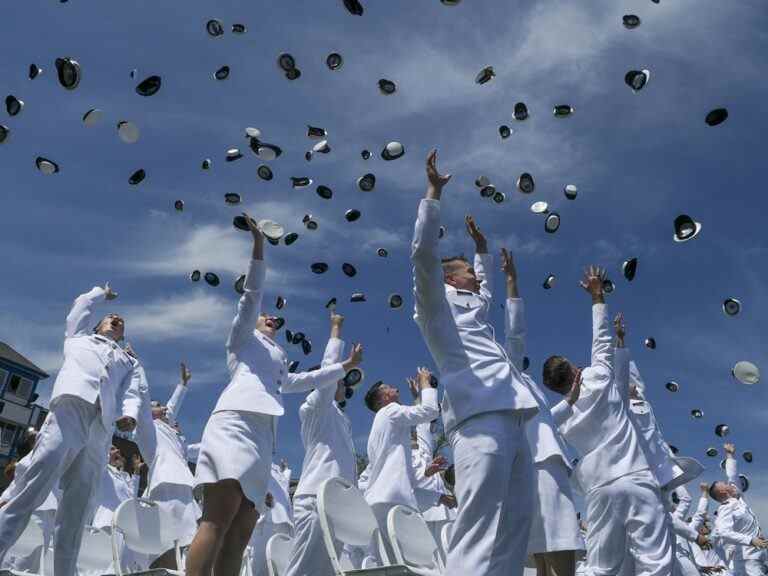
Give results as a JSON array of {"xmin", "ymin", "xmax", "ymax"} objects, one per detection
[
  {"xmin": 411, "ymin": 150, "xmax": 539, "ymax": 576},
  {"xmin": 501, "ymin": 248, "xmax": 584, "ymax": 576},
  {"xmin": 146, "ymin": 362, "xmax": 201, "ymax": 570},
  {"xmin": 91, "ymin": 446, "xmax": 139, "ymax": 529},
  {"xmin": 709, "ymin": 443, "xmax": 768, "ymax": 576},
  {"xmin": 124, "ymin": 345, "xmax": 157, "ymax": 472},
  {"xmin": 543, "ymin": 266, "xmax": 674, "ymax": 576},
  {"xmin": 284, "ymin": 310, "xmax": 358, "ymax": 576},
  {"xmin": 693, "ymin": 483, "xmax": 731, "ymax": 574},
  {"xmin": 186, "ymin": 213, "xmax": 363, "ymax": 576},
  {"xmin": 268, "ymin": 461, "xmax": 293, "ymax": 537},
  {"xmin": 363, "ymin": 367, "xmax": 440, "ymax": 565},
  {"xmin": 0, "ymin": 282, "xmax": 140, "ymax": 576}
]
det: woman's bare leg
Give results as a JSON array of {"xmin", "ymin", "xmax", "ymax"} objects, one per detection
[{"xmin": 214, "ymin": 498, "xmax": 258, "ymax": 576}]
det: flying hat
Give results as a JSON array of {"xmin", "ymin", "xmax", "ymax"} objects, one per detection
[
  {"xmin": 257, "ymin": 165, "xmax": 273, "ymax": 181},
  {"xmin": 705, "ymin": 108, "xmax": 728, "ymax": 127},
  {"xmin": 232, "ymin": 23, "xmax": 247, "ymax": 34},
  {"xmin": 344, "ymin": 368, "xmax": 364, "ymax": 387},
  {"xmin": 625, "ymin": 69, "xmax": 651, "ymax": 92},
  {"xmin": 644, "ymin": 338, "xmax": 656, "ymax": 349},
  {"xmin": 669, "ymin": 445, "xmax": 680, "ymax": 455},
  {"xmin": 475, "ymin": 66, "xmax": 495, "ymax": 85},
  {"xmin": 250, "ymin": 140, "xmax": 283, "ymax": 161},
  {"xmin": 517, "ymin": 172, "xmax": 535, "ymax": 194},
  {"xmin": 665, "ymin": 381, "xmax": 679, "ymax": 393},
  {"xmin": 389, "ymin": 294, "xmax": 403, "ymax": 309},
  {"xmin": 303, "ymin": 215, "xmax": 318, "ymax": 230},
  {"xmin": 381, "ymin": 141, "xmax": 405, "ymax": 161},
  {"xmin": 706, "ymin": 447, "xmax": 718, "ymax": 458},
  {"xmin": 128, "ymin": 168, "xmax": 145, "ymax": 185},
  {"xmin": 224, "ymin": 193, "xmax": 241, "ymax": 205},
  {"xmin": 5, "ymin": 95, "xmax": 23, "ymax": 116},
  {"xmin": 234, "ymin": 274, "xmax": 245, "ymax": 294},
  {"xmin": 531, "ymin": 201, "xmax": 549, "ymax": 214},
  {"xmin": 291, "ymin": 177, "xmax": 313, "ymax": 189},
  {"xmin": 204, "ymin": 272, "xmax": 220, "ymax": 287},
  {"xmin": 732, "ymin": 361, "xmax": 760, "ymax": 385},
  {"xmin": 743, "ymin": 451, "xmax": 753, "ymax": 463},
  {"xmin": 233, "ymin": 215, "xmax": 255, "ymax": 231},
  {"xmin": 206, "ymin": 19, "xmax": 224, "ymax": 37},
  {"xmin": 288, "ymin": 360, "xmax": 300, "ymax": 373},
  {"xmin": 28, "ymin": 64, "xmax": 43, "ymax": 80},
  {"xmin": 514, "ymin": 102, "xmax": 529, "ymax": 121},
  {"xmin": 284, "ymin": 232, "xmax": 299, "ymax": 246},
  {"xmin": 325, "ymin": 297, "xmax": 337, "ymax": 310},
  {"xmin": 342, "ymin": 263, "xmax": 357, "ymax": 277},
  {"xmin": 377, "ymin": 248, "xmax": 388, "ymax": 257},
  {"xmin": 739, "ymin": 474, "xmax": 750, "ymax": 493},
  {"xmin": 361, "ymin": 150, "xmax": 371, "ymax": 160},
  {"xmin": 190, "ymin": 270, "xmax": 201, "ymax": 282},
  {"xmin": 214, "ymin": 66, "xmax": 230, "ymax": 80},
  {"xmin": 543, "ymin": 274, "xmax": 556, "ymax": 290},
  {"xmin": 316, "ymin": 185, "xmax": 333, "ymax": 200},
  {"xmin": 276, "ymin": 296, "xmax": 286, "ymax": 310},
  {"xmin": 201, "ymin": 158, "xmax": 212, "ymax": 170},
  {"xmin": 673, "ymin": 214, "xmax": 702, "ymax": 242},
  {"xmin": 351, "ymin": 293, "xmax": 366, "ymax": 302},
  {"xmin": 301, "ymin": 339, "xmax": 312, "ymax": 356},
  {"xmin": 36, "ymin": 157, "xmax": 59, "ymax": 175},
  {"xmin": 622, "ymin": 14, "xmax": 641, "ymax": 29},
  {"xmin": 499, "ymin": 125, "xmax": 512, "ymax": 139},
  {"xmin": 136, "ymin": 75, "xmax": 162, "ymax": 96},
  {"xmin": 174, "ymin": 200, "xmax": 184, "ymax": 212},
  {"xmin": 226, "ymin": 148, "xmax": 243, "ymax": 162},
  {"xmin": 357, "ymin": 173, "xmax": 376, "ymax": 191},
  {"xmin": 326, "ymin": 53, "xmax": 343, "ymax": 70},
  {"xmin": 544, "ymin": 213, "xmax": 561, "ymax": 234},
  {"xmin": 285, "ymin": 68, "xmax": 302, "ymax": 80},
  {"xmin": 55, "ymin": 57, "xmax": 81, "ymax": 90},
  {"xmin": 602, "ymin": 279, "xmax": 615, "ymax": 294},
  {"xmin": 480, "ymin": 185, "xmax": 496, "ymax": 198},
  {"xmin": 308, "ymin": 125, "xmax": 327, "ymax": 139},
  {"xmin": 345, "ymin": 209, "xmax": 361, "ymax": 222},
  {"xmin": 622, "ymin": 258, "xmax": 638, "ymax": 281},
  {"xmin": 492, "ymin": 191, "xmax": 505, "ymax": 204},
  {"xmin": 715, "ymin": 424, "xmax": 730, "ymax": 437},
  {"xmin": 553, "ymin": 105, "xmax": 574, "ymax": 118},
  {"xmin": 311, "ymin": 262, "xmax": 328, "ymax": 274},
  {"xmin": 245, "ymin": 127, "xmax": 262, "ymax": 139},
  {"xmin": 343, "ymin": 0, "xmax": 364, "ymax": 15},
  {"xmin": 722, "ymin": 298, "xmax": 741, "ymax": 316},
  {"xmin": 257, "ymin": 220, "xmax": 284, "ymax": 240},
  {"xmin": 117, "ymin": 121, "xmax": 140, "ymax": 144},
  {"xmin": 378, "ymin": 79, "xmax": 397, "ymax": 95},
  {"xmin": 564, "ymin": 184, "xmax": 578, "ymax": 200},
  {"xmin": 0, "ymin": 125, "xmax": 8, "ymax": 144},
  {"xmin": 691, "ymin": 409, "xmax": 703, "ymax": 419},
  {"xmin": 475, "ymin": 175, "xmax": 491, "ymax": 188}
]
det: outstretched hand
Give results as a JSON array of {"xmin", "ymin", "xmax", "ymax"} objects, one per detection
[
  {"xmin": 342, "ymin": 343, "xmax": 363, "ymax": 373},
  {"xmin": 180, "ymin": 362, "xmax": 192, "ymax": 385},
  {"xmin": 242, "ymin": 212, "xmax": 264, "ymax": 260},
  {"xmin": 104, "ymin": 282, "xmax": 118, "ymax": 301},
  {"xmin": 613, "ymin": 312, "xmax": 626, "ymax": 347},
  {"xmin": 724, "ymin": 443, "xmax": 736, "ymax": 456},
  {"xmin": 426, "ymin": 149, "xmax": 451, "ymax": 199},
  {"xmin": 426, "ymin": 455, "xmax": 449, "ymax": 477},
  {"xmin": 580, "ymin": 265, "xmax": 606, "ymax": 304},
  {"xmin": 465, "ymin": 215, "xmax": 487, "ymax": 253}
]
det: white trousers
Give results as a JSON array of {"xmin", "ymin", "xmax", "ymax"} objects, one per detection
[
  {"xmin": 0, "ymin": 396, "xmax": 110, "ymax": 576},
  {"xmin": 585, "ymin": 470, "xmax": 674, "ymax": 576},
  {"xmin": 731, "ymin": 557, "xmax": 766, "ymax": 576},
  {"xmin": 284, "ymin": 495, "xmax": 336, "ymax": 576},
  {"xmin": 445, "ymin": 411, "xmax": 533, "ymax": 576}
]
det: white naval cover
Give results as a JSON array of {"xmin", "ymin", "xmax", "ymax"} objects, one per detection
[
  {"xmin": 505, "ymin": 298, "xmax": 576, "ymax": 469},
  {"xmin": 714, "ymin": 456, "xmax": 764, "ymax": 561},
  {"xmin": 213, "ymin": 258, "xmax": 346, "ymax": 416},
  {"xmin": 130, "ymin": 363, "xmax": 157, "ymax": 467},
  {"xmin": 551, "ymin": 304, "xmax": 651, "ymax": 493},
  {"xmin": 411, "ymin": 198, "xmax": 538, "ymax": 433},
  {"xmin": 148, "ymin": 382, "xmax": 194, "ymax": 492},
  {"xmin": 365, "ymin": 388, "xmax": 439, "ymax": 509},
  {"xmin": 294, "ymin": 337, "xmax": 357, "ymax": 498},
  {"xmin": 51, "ymin": 287, "xmax": 139, "ymax": 432}
]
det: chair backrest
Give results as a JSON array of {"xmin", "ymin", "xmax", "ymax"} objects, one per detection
[
  {"xmin": 265, "ymin": 533, "xmax": 293, "ymax": 576},
  {"xmin": 77, "ymin": 527, "xmax": 114, "ymax": 574},
  {"xmin": 112, "ymin": 498, "xmax": 177, "ymax": 555},
  {"xmin": 317, "ymin": 477, "xmax": 382, "ymax": 575},
  {"xmin": 10, "ymin": 518, "xmax": 45, "ymax": 560},
  {"xmin": 387, "ymin": 505, "xmax": 441, "ymax": 571},
  {"xmin": 440, "ymin": 522, "xmax": 453, "ymax": 559}
]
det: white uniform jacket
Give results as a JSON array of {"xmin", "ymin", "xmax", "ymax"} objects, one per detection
[
  {"xmin": 268, "ymin": 464, "xmax": 293, "ymax": 527},
  {"xmin": 552, "ymin": 304, "xmax": 650, "ymax": 493},
  {"xmin": 412, "ymin": 422, "xmax": 454, "ymax": 522},
  {"xmin": 92, "ymin": 465, "xmax": 139, "ymax": 529},
  {"xmin": 130, "ymin": 364, "xmax": 157, "ymax": 467},
  {"xmin": 692, "ymin": 494, "xmax": 730, "ymax": 570},
  {"xmin": 51, "ymin": 287, "xmax": 140, "ymax": 431},
  {"xmin": 713, "ymin": 458, "xmax": 764, "ymax": 562},
  {"xmin": 411, "ymin": 198, "xmax": 538, "ymax": 433},
  {"xmin": 505, "ymin": 298, "xmax": 576, "ymax": 469},
  {"xmin": 294, "ymin": 337, "xmax": 356, "ymax": 498},
  {"xmin": 365, "ymin": 388, "xmax": 439, "ymax": 509},
  {"xmin": 620, "ymin": 354, "xmax": 683, "ymax": 489},
  {"xmin": 148, "ymin": 382, "xmax": 194, "ymax": 492},
  {"xmin": 214, "ymin": 259, "xmax": 346, "ymax": 416}
]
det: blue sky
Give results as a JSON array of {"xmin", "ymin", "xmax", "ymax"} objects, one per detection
[{"xmin": 2, "ymin": 0, "xmax": 767, "ymax": 514}]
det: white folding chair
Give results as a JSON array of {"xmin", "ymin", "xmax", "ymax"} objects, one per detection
[
  {"xmin": 439, "ymin": 523, "xmax": 452, "ymax": 564},
  {"xmin": 265, "ymin": 533, "xmax": 292, "ymax": 576},
  {"xmin": 317, "ymin": 477, "xmax": 398, "ymax": 575},
  {"xmin": 76, "ymin": 527, "xmax": 114, "ymax": 576},
  {"xmin": 2, "ymin": 519, "xmax": 45, "ymax": 576},
  {"xmin": 110, "ymin": 498, "xmax": 183, "ymax": 576},
  {"xmin": 386, "ymin": 506, "xmax": 443, "ymax": 575}
]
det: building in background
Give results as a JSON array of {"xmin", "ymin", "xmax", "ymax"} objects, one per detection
[{"xmin": 0, "ymin": 342, "xmax": 50, "ymax": 486}]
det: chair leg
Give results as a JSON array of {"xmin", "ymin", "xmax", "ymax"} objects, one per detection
[
  {"xmin": 111, "ymin": 529, "xmax": 124, "ymax": 576},
  {"xmin": 174, "ymin": 540, "xmax": 183, "ymax": 572}
]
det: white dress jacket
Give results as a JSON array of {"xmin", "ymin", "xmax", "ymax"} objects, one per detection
[
  {"xmin": 411, "ymin": 198, "xmax": 538, "ymax": 433},
  {"xmin": 148, "ymin": 383, "xmax": 194, "ymax": 492}
]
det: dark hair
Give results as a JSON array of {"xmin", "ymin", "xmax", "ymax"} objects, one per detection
[
  {"xmin": 364, "ymin": 381, "xmax": 385, "ymax": 413},
  {"xmin": 542, "ymin": 356, "xmax": 572, "ymax": 393},
  {"xmin": 708, "ymin": 482, "xmax": 721, "ymax": 501}
]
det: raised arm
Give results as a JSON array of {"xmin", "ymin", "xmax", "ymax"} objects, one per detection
[
  {"xmin": 691, "ymin": 483, "xmax": 710, "ymax": 531},
  {"xmin": 304, "ymin": 312, "xmax": 346, "ymax": 410},
  {"xmin": 412, "ymin": 150, "xmax": 452, "ymax": 324},
  {"xmin": 723, "ymin": 443, "xmax": 738, "ymax": 486},
  {"xmin": 501, "ymin": 248, "xmax": 525, "ymax": 370},
  {"xmin": 65, "ymin": 283, "xmax": 117, "ymax": 338},
  {"xmin": 581, "ymin": 266, "xmax": 613, "ymax": 371},
  {"xmin": 672, "ymin": 485, "xmax": 693, "ymax": 522},
  {"xmin": 465, "ymin": 216, "xmax": 491, "ymax": 300},
  {"xmin": 227, "ymin": 214, "xmax": 266, "ymax": 353},
  {"xmin": 284, "ymin": 343, "xmax": 362, "ymax": 394},
  {"xmin": 388, "ymin": 368, "xmax": 440, "ymax": 425},
  {"xmin": 166, "ymin": 362, "xmax": 191, "ymax": 425}
]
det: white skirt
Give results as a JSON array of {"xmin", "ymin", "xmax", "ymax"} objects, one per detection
[
  {"xmin": 194, "ymin": 410, "xmax": 274, "ymax": 512},
  {"xmin": 527, "ymin": 457, "xmax": 584, "ymax": 555},
  {"xmin": 148, "ymin": 483, "xmax": 201, "ymax": 547}
]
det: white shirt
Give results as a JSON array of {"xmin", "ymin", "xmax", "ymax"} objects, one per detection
[
  {"xmin": 552, "ymin": 304, "xmax": 650, "ymax": 493},
  {"xmin": 365, "ymin": 388, "xmax": 439, "ymax": 509},
  {"xmin": 505, "ymin": 298, "xmax": 576, "ymax": 469},
  {"xmin": 130, "ymin": 364, "xmax": 157, "ymax": 467},
  {"xmin": 148, "ymin": 382, "xmax": 194, "ymax": 492},
  {"xmin": 692, "ymin": 495, "xmax": 730, "ymax": 569},
  {"xmin": 267, "ymin": 464, "xmax": 293, "ymax": 527},
  {"xmin": 412, "ymin": 422, "xmax": 455, "ymax": 522},
  {"xmin": 294, "ymin": 337, "xmax": 356, "ymax": 498},
  {"xmin": 92, "ymin": 464, "xmax": 138, "ymax": 529},
  {"xmin": 214, "ymin": 259, "xmax": 346, "ymax": 416},
  {"xmin": 411, "ymin": 198, "xmax": 538, "ymax": 433},
  {"xmin": 714, "ymin": 458, "xmax": 764, "ymax": 561},
  {"xmin": 619, "ymin": 354, "xmax": 683, "ymax": 489},
  {"xmin": 51, "ymin": 287, "xmax": 140, "ymax": 431}
]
